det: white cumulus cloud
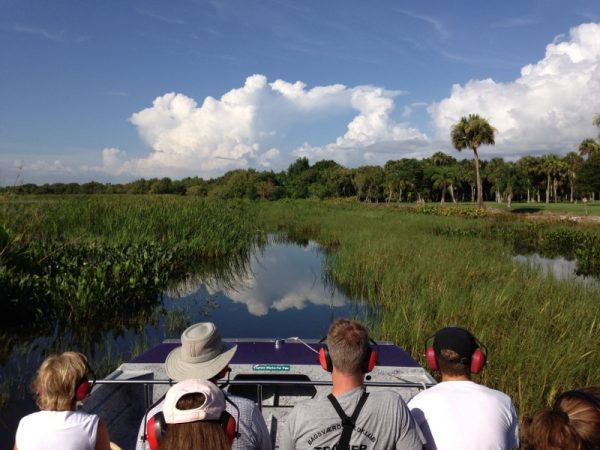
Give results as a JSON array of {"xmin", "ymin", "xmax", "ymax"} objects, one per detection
[
  {"xmin": 429, "ymin": 22, "xmax": 600, "ymax": 157},
  {"xmin": 117, "ymin": 74, "xmax": 429, "ymax": 178}
]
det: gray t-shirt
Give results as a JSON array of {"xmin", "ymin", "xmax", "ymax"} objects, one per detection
[{"xmin": 280, "ymin": 387, "xmax": 424, "ymax": 450}]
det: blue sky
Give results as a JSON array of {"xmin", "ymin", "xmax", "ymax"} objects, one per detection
[{"xmin": 1, "ymin": 0, "xmax": 599, "ymax": 184}]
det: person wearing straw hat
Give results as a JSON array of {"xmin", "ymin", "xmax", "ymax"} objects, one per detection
[{"xmin": 135, "ymin": 323, "xmax": 271, "ymax": 450}]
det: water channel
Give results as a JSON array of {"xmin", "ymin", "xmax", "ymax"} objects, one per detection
[
  {"xmin": 513, "ymin": 253, "xmax": 600, "ymax": 289},
  {"xmin": 0, "ymin": 235, "xmax": 366, "ymax": 448}
]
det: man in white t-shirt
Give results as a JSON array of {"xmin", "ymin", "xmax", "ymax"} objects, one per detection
[{"xmin": 408, "ymin": 327, "xmax": 518, "ymax": 450}]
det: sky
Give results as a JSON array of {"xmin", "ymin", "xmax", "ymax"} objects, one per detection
[{"xmin": 1, "ymin": 0, "xmax": 600, "ymax": 185}]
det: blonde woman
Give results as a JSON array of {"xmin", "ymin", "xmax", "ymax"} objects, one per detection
[{"xmin": 14, "ymin": 351, "xmax": 111, "ymax": 450}]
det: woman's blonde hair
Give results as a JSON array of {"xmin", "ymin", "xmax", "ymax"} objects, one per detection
[
  {"xmin": 32, "ymin": 351, "xmax": 88, "ymax": 411},
  {"xmin": 522, "ymin": 386, "xmax": 600, "ymax": 450}
]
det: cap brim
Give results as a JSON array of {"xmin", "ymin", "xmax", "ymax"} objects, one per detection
[{"xmin": 165, "ymin": 343, "xmax": 237, "ymax": 382}]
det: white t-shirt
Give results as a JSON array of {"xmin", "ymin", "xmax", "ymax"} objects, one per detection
[
  {"xmin": 408, "ymin": 381, "xmax": 519, "ymax": 450},
  {"xmin": 16, "ymin": 410, "xmax": 99, "ymax": 450}
]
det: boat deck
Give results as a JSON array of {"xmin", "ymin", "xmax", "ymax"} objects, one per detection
[{"xmin": 83, "ymin": 338, "xmax": 436, "ymax": 449}]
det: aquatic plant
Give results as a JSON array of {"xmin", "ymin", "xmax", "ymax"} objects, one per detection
[{"xmin": 254, "ymin": 199, "xmax": 600, "ymax": 420}]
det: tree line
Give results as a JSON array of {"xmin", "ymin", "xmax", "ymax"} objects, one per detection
[{"xmin": 4, "ymin": 114, "xmax": 600, "ymax": 206}]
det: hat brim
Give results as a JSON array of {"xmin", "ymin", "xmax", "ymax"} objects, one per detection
[{"xmin": 165, "ymin": 343, "xmax": 237, "ymax": 382}]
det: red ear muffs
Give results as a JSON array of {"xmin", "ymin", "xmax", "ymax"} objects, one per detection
[
  {"xmin": 217, "ymin": 366, "xmax": 230, "ymax": 380},
  {"xmin": 318, "ymin": 338, "xmax": 377, "ymax": 373},
  {"xmin": 425, "ymin": 346, "xmax": 437, "ymax": 371},
  {"xmin": 74, "ymin": 375, "xmax": 91, "ymax": 402},
  {"xmin": 362, "ymin": 347, "xmax": 377, "ymax": 373},
  {"xmin": 146, "ymin": 410, "xmax": 237, "ymax": 450},
  {"xmin": 319, "ymin": 346, "xmax": 333, "ymax": 372},
  {"xmin": 424, "ymin": 331, "xmax": 487, "ymax": 374},
  {"xmin": 219, "ymin": 410, "xmax": 237, "ymax": 445},
  {"xmin": 146, "ymin": 411, "xmax": 166, "ymax": 450},
  {"xmin": 470, "ymin": 348, "xmax": 486, "ymax": 374}
]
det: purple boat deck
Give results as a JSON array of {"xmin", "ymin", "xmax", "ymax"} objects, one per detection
[{"xmin": 130, "ymin": 339, "xmax": 420, "ymax": 367}]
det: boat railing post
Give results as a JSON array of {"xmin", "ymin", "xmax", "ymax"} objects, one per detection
[
  {"xmin": 257, "ymin": 383, "xmax": 263, "ymax": 412},
  {"xmin": 143, "ymin": 382, "xmax": 150, "ymax": 412}
]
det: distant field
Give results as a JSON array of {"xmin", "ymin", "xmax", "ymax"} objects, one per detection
[{"xmin": 487, "ymin": 201, "xmax": 600, "ymax": 216}]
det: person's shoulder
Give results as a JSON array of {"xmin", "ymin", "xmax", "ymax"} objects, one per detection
[
  {"xmin": 17, "ymin": 410, "xmax": 42, "ymax": 426},
  {"xmin": 472, "ymin": 383, "xmax": 514, "ymax": 404},
  {"xmin": 368, "ymin": 389, "xmax": 404, "ymax": 402},
  {"xmin": 226, "ymin": 393, "xmax": 258, "ymax": 407}
]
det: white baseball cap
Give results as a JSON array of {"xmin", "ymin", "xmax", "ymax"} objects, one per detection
[{"xmin": 162, "ymin": 379, "xmax": 225, "ymax": 424}]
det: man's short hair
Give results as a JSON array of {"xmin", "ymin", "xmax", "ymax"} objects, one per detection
[{"xmin": 327, "ymin": 319, "xmax": 370, "ymax": 375}]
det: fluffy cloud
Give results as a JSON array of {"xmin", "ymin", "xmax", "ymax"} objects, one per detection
[
  {"xmin": 120, "ymin": 74, "xmax": 428, "ymax": 178},
  {"xmin": 429, "ymin": 22, "xmax": 600, "ymax": 157},
  {"xmin": 181, "ymin": 240, "xmax": 348, "ymax": 317}
]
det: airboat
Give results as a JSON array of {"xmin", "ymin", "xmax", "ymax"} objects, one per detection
[{"xmin": 83, "ymin": 337, "xmax": 436, "ymax": 449}]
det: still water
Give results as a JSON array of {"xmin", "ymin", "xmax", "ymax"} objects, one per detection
[
  {"xmin": 513, "ymin": 253, "xmax": 600, "ymax": 289},
  {"xmin": 0, "ymin": 235, "xmax": 365, "ymax": 448}
]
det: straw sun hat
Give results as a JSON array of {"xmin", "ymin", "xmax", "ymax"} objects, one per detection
[{"xmin": 165, "ymin": 323, "xmax": 237, "ymax": 381}]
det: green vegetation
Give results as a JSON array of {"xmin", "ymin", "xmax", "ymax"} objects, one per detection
[
  {"xmin": 255, "ymin": 200, "xmax": 600, "ymax": 419},
  {"xmin": 1, "ymin": 196, "xmax": 599, "ymax": 422},
  {"xmin": 0, "ymin": 196, "xmax": 261, "ymax": 349}
]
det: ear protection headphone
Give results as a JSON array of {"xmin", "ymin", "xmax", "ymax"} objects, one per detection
[
  {"xmin": 146, "ymin": 409, "xmax": 237, "ymax": 450},
  {"xmin": 74, "ymin": 359, "xmax": 96, "ymax": 402},
  {"xmin": 145, "ymin": 394, "xmax": 240, "ymax": 450},
  {"xmin": 318, "ymin": 337, "xmax": 378, "ymax": 373},
  {"xmin": 553, "ymin": 390, "xmax": 600, "ymax": 412},
  {"xmin": 425, "ymin": 329, "xmax": 487, "ymax": 374}
]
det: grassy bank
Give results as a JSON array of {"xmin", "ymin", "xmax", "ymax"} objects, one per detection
[
  {"xmin": 255, "ymin": 199, "xmax": 600, "ymax": 419},
  {"xmin": 0, "ymin": 195, "xmax": 261, "ymax": 340}
]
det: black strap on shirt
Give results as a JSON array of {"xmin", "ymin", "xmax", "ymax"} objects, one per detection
[{"xmin": 327, "ymin": 390, "xmax": 370, "ymax": 450}]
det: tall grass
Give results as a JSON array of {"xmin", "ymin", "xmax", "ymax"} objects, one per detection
[
  {"xmin": 255, "ymin": 200, "xmax": 600, "ymax": 419},
  {"xmin": 0, "ymin": 195, "xmax": 260, "ymax": 257}
]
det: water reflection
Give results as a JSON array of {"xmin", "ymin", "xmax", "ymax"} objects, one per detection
[
  {"xmin": 513, "ymin": 253, "xmax": 600, "ymax": 288},
  {"xmin": 0, "ymin": 234, "xmax": 364, "ymax": 448},
  {"xmin": 164, "ymin": 235, "xmax": 362, "ymax": 336}
]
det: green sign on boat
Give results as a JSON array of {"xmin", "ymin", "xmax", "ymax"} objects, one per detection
[{"xmin": 252, "ymin": 364, "xmax": 291, "ymax": 372}]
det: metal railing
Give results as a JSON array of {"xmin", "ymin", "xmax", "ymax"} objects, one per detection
[{"xmin": 92, "ymin": 378, "xmax": 435, "ymax": 412}]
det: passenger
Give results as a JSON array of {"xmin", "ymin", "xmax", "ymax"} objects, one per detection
[
  {"xmin": 13, "ymin": 351, "xmax": 111, "ymax": 450},
  {"xmin": 408, "ymin": 326, "xmax": 519, "ymax": 450},
  {"xmin": 147, "ymin": 379, "xmax": 233, "ymax": 450},
  {"xmin": 280, "ymin": 318, "xmax": 425, "ymax": 450},
  {"xmin": 521, "ymin": 386, "xmax": 600, "ymax": 449},
  {"xmin": 135, "ymin": 322, "xmax": 271, "ymax": 450}
]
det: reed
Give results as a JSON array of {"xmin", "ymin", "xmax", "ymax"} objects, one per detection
[{"xmin": 255, "ymin": 200, "xmax": 600, "ymax": 419}]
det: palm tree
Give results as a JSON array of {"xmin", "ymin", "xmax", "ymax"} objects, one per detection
[
  {"xmin": 451, "ymin": 114, "xmax": 496, "ymax": 208},
  {"xmin": 563, "ymin": 152, "xmax": 583, "ymax": 202},
  {"xmin": 578, "ymin": 138, "xmax": 600, "ymax": 159},
  {"xmin": 540, "ymin": 155, "xmax": 562, "ymax": 203}
]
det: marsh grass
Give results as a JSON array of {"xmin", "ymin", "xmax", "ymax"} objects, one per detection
[{"xmin": 255, "ymin": 200, "xmax": 600, "ymax": 419}]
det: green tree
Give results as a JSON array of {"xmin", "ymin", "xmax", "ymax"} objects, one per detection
[
  {"xmin": 563, "ymin": 152, "xmax": 583, "ymax": 202},
  {"xmin": 484, "ymin": 158, "xmax": 506, "ymax": 203},
  {"xmin": 430, "ymin": 166, "xmax": 457, "ymax": 204},
  {"xmin": 578, "ymin": 138, "xmax": 600, "ymax": 159},
  {"xmin": 501, "ymin": 162, "xmax": 525, "ymax": 207},
  {"xmin": 451, "ymin": 114, "xmax": 496, "ymax": 207}
]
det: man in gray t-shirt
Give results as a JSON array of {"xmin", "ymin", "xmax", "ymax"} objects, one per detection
[{"xmin": 279, "ymin": 319, "xmax": 424, "ymax": 450}]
